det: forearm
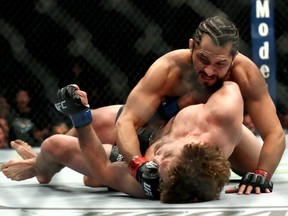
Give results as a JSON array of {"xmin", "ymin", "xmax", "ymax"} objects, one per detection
[
  {"xmin": 245, "ymin": 95, "xmax": 286, "ymax": 176},
  {"xmin": 78, "ymin": 125, "xmax": 147, "ymax": 198},
  {"xmin": 77, "ymin": 124, "xmax": 108, "ymax": 180},
  {"xmin": 116, "ymin": 122, "xmax": 142, "ymax": 164},
  {"xmin": 257, "ymin": 132, "xmax": 286, "ymax": 175}
]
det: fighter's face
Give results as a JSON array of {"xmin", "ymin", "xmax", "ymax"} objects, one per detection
[
  {"xmin": 190, "ymin": 34, "xmax": 233, "ymax": 88},
  {"xmin": 153, "ymin": 140, "xmax": 186, "ymax": 180}
]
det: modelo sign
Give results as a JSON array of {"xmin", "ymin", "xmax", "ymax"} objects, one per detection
[{"xmin": 251, "ymin": 0, "xmax": 276, "ymax": 103}]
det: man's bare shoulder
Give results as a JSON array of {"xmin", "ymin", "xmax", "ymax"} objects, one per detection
[
  {"xmin": 160, "ymin": 49, "xmax": 191, "ymax": 61},
  {"xmin": 229, "ymin": 53, "xmax": 264, "ymax": 87},
  {"xmin": 148, "ymin": 49, "xmax": 191, "ymax": 76},
  {"xmin": 144, "ymin": 50, "xmax": 189, "ymax": 81},
  {"xmin": 231, "ymin": 53, "xmax": 260, "ymax": 74}
]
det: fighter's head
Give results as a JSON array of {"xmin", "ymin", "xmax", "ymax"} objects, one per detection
[
  {"xmin": 156, "ymin": 142, "xmax": 230, "ymax": 203},
  {"xmin": 189, "ymin": 16, "xmax": 239, "ymax": 91},
  {"xmin": 192, "ymin": 16, "xmax": 239, "ymax": 56}
]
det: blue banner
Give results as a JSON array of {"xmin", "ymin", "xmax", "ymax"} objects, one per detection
[{"xmin": 251, "ymin": 0, "xmax": 276, "ymax": 103}]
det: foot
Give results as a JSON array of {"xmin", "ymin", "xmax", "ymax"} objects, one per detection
[
  {"xmin": 1, "ymin": 158, "xmax": 52, "ymax": 183},
  {"xmin": 10, "ymin": 139, "xmax": 37, "ymax": 159},
  {"xmin": 1, "ymin": 158, "xmax": 37, "ymax": 181}
]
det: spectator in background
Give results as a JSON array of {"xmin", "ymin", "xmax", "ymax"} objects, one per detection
[
  {"xmin": 0, "ymin": 118, "xmax": 10, "ymax": 139},
  {"xmin": 0, "ymin": 96, "xmax": 14, "ymax": 146},
  {"xmin": 50, "ymin": 121, "xmax": 70, "ymax": 135},
  {"xmin": 10, "ymin": 88, "xmax": 50, "ymax": 147},
  {"xmin": 0, "ymin": 96, "xmax": 10, "ymax": 118},
  {"xmin": 0, "ymin": 120, "xmax": 9, "ymax": 148},
  {"xmin": 11, "ymin": 89, "xmax": 35, "ymax": 144}
]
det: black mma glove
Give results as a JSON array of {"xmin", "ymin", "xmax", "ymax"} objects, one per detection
[
  {"xmin": 239, "ymin": 169, "xmax": 273, "ymax": 192},
  {"xmin": 54, "ymin": 85, "xmax": 92, "ymax": 128},
  {"xmin": 129, "ymin": 156, "xmax": 160, "ymax": 199}
]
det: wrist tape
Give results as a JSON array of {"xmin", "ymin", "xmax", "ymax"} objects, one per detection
[
  {"xmin": 128, "ymin": 156, "xmax": 148, "ymax": 178},
  {"xmin": 70, "ymin": 108, "xmax": 92, "ymax": 128},
  {"xmin": 253, "ymin": 169, "xmax": 272, "ymax": 180}
]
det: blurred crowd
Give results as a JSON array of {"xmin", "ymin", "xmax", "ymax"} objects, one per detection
[{"xmin": 0, "ymin": 89, "xmax": 71, "ymax": 149}]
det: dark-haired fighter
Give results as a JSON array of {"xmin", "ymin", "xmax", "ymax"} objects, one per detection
[{"xmin": 115, "ymin": 16, "xmax": 285, "ymax": 195}]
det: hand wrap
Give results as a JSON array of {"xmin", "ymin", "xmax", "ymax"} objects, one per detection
[
  {"xmin": 239, "ymin": 169, "xmax": 273, "ymax": 192},
  {"xmin": 129, "ymin": 156, "xmax": 160, "ymax": 199},
  {"xmin": 54, "ymin": 85, "xmax": 92, "ymax": 128}
]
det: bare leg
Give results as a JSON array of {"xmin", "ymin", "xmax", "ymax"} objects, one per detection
[
  {"xmin": 1, "ymin": 135, "xmax": 83, "ymax": 183},
  {"xmin": 1, "ymin": 134, "xmax": 114, "ymax": 185},
  {"xmin": 91, "ymin": 105, "xmax": 121, "ymax": 144},
  {"xmin": 1, "ymin": 136, "xmax": 67, "ymax": 183},
  {"xmin": 66, "ymin": 105, "xmax": 121, "ymax": 144}
]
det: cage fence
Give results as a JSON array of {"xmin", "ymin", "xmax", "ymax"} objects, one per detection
[{"xmin": 0, "ymin": 0, "xmax": 287, "ymax": 146}]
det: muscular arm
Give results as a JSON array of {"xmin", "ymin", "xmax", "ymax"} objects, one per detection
[
  {"xmin": 55, "ymin": 84, "xmax": 145, "ymax": 198},
  {"xmin": 237, "ymin": 57, "xmax": 285, "ymax": 176},
  {"xmin": 77, "ymin": 124, "xmax": 145, "ymax": 198},
  {"xmin": 244, "ymin": 84, "xmax": 285, "ymax": 175},
  {"xmin": 116, "ymin": 58, "xmax": 178, "ymax": 163}
]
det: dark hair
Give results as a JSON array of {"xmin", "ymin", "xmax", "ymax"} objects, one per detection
[
  {"xmin": 193, "ymin": 16, "xmax": 239, "ymax": 56},
  {"xmin": 159, "ymin": 142, "xmax": 230, "ymax": 203}
]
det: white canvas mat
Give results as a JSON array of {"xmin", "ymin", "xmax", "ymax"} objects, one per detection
[{"xmin": 1, "ymin": 136, "xmax": 288, "ymax": 215}]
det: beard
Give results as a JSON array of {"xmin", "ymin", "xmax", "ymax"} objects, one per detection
[
  {"xmin": 190, "ymin": 71, "xmax": 224, "ymax": 94},
  {"xmin": 203, "ymin": 77, "xmax": 224, "ymax": 94}
]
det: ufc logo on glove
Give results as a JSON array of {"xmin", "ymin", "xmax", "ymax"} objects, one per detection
[
  {"xmin": 143, "ymin": 182, "xmax": 153, "ymax": 197},
  {"xmin": 55, "ymin": 101, "xmax": 67, "ymax": 111}
]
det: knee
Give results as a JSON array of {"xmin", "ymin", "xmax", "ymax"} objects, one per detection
[{"xmin": 41, "ymin": 135, "xmax": 62, "ymax": 156}]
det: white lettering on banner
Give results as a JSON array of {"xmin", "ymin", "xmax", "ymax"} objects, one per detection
[
  {"xmin": 256, "ymin": 0, "xmax": 270, "ymax": 17},
  {"xmin": 256, "ymin": 0, "xmax": 271, "ymax": 79},
  {"xmin": 258, "ymin": 23, "xmax": 269, "ymax": 36},
  {"xmin": 260, "ymin": 64, "xmax": 270, "ymax": 78},
  {"xmin": 259, "ymin": 41, "xmax": 269, "ymax": 60}
]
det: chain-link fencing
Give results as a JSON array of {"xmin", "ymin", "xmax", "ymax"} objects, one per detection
[{"xmin": 0, "ymin": 0, "xmax": 287, "ymax": 146}]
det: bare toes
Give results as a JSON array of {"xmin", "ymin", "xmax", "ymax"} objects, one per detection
[{"xmin": 10, "ymin": 140, "xmax": 37, "ymax": 159}]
